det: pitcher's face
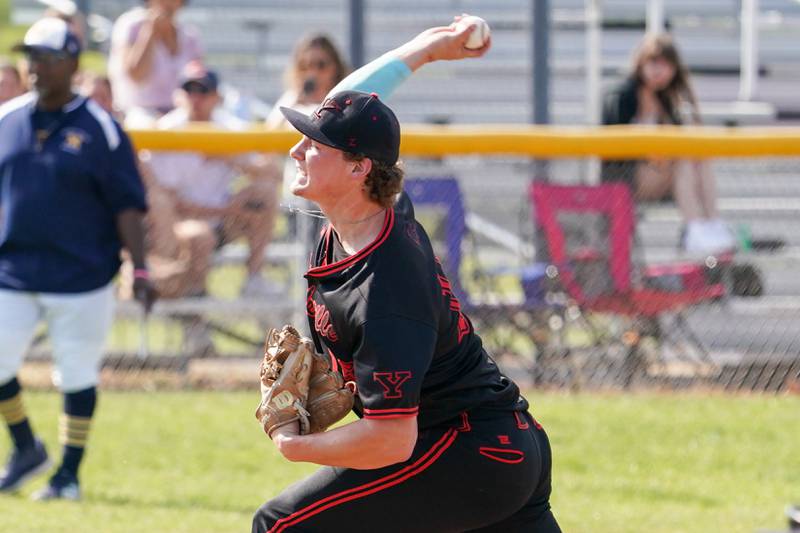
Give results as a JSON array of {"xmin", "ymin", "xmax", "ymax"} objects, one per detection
[{"xmin": 289, "ymin": 136, "xmax": 355, "ymax": 203}]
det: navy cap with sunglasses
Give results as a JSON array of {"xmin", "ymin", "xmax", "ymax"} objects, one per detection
[{"xmin": 179, "ymin": 61, "xmax": 219, "ymax": 94}]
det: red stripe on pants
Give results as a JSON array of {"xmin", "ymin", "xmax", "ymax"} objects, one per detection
[{"xmin": 269, "ymin": 428, "xmax": 459, "ymax": 533}]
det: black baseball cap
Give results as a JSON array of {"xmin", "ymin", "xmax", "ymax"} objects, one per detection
[{"xmin": 280, "ymin": 90, "xmax": 401, "ymax": 165}]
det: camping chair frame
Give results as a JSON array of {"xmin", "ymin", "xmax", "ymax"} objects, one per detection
[{"xmin": 530, "ymin": 182, "xmax": 726, "ymax": 388}]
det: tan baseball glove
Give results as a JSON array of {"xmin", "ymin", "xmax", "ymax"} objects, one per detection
[
  {"xmin": 255, "ymin": 325, "xmax": 313, "ymax": 437},
  {"xmin": 255, "ymin": 325, "xmax": 355, "ymax": 437},
  {"xmin": 306, "ymin": 350, "xmax": 355, "ymax": 433}
]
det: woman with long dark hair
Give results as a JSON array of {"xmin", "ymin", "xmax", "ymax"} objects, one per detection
[{"xmin": 602, "ymin": 33, "xmax": 734, "ymax": 254}]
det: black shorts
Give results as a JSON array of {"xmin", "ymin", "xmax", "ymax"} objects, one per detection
[{"xmin": 252, "ymin": 410, "xmax": 560, "ymax": 533}]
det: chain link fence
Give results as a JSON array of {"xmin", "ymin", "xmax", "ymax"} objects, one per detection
[{"xmin": 21, "ymin": 146, "xmax": 800, "ymax": 393}]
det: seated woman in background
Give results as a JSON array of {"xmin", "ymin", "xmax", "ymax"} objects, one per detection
[{"xmin": 602, "ymin": 33, "xmax": 735, "ymax": 255}]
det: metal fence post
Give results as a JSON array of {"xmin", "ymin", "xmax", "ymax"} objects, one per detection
[
  {"xmin": 739, "ymin": 0, "xmax": 760, "ymax": 101},
  {"xmin": 349, "ymin": 0, "xmax": 365, "ymax": 68},
  {"xmin": 533, "ymin": 0, "xmax": 550, "ymax": 126}
]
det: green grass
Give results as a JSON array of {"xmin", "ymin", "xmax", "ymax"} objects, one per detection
[
  {"xmin": 0, "ymin": 392, "xmax": 797, "ymax": 532},
  {"xmin": 0, "ymin": 0, "xmax": 10, "ymax": 23}
]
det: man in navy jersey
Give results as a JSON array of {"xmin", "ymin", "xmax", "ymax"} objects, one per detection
[
  {"xmin": 252, "ymin": 19, "xmax": 560, "ymax": 533},
  {"xmin": 0, "ymin": 18, "xmax": 155, "ymax": 500}
]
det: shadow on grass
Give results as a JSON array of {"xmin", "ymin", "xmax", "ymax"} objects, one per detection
[
  {"xmin": 610, "ymin": 483, "xmax": 720, "ymax": 507},
  {"xmin": 84, "ymin": 492, "xmax": 256, "ymax": 515}
]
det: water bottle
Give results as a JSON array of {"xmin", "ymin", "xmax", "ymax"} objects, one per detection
[{"xmin": 737, "ymin": 223, "xmax": 752, "ymax": 252}]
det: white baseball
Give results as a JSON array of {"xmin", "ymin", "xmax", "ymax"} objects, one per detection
[{"xmin": 459, "ymin": 15, "xmax": 490, "ymax": 50}]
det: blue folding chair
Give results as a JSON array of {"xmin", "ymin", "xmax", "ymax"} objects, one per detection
[
  {"xmin": 404, "ymin": 177, "xmax": 468, "ymax": 304},
  {"xmin": 404, "ymin": 177, "xmax": 557, "ymax": 367}
]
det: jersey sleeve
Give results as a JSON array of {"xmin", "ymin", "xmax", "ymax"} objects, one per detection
[
  {"xmin": 352, "ymin": 316, "xmax": 436, "ymax": 420},
  {"xmin": 97, "ymin": 123, "xmax": 148, "ymax": 214}
]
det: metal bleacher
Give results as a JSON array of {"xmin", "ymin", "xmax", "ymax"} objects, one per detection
[
  {"xmin": 11, "ymin": 0, "xmax": 800, "ymax": 123},
  {"xmin": 9, "ymin": 1, "xmax": 799, "ymax": 274}
]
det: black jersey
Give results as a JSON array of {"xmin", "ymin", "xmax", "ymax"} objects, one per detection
[{"xmin": 304, "ymin": 193, "xmax": 527, "ymax": 429}]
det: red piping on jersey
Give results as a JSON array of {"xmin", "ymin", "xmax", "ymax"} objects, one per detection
[
  {"xmin": 457, "ymin": 412, "xmax": 471, "ymax": 432},
  {"xmin": 363, "ymin": 406, "xmax": 419, "ymax": 419},
  {"xmin": 306, "ymin": 208, "xmax": 394, "ymax": 278},
  {"xmin": 268, "ymin": 428, "xmax": 458, "ymax": 533},
  {"xmin": 319, "ymin": 225, "xmax": 333, "ymax": 267},
  {"xmin": 479, "ymin": 447, "xmax": 525, "ymax": 464},
  {"xmin": 327, "ymin": 349, "xmax": 339, "ymax": 373}
]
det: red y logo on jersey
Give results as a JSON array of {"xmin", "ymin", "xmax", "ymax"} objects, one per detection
[{"xmin": 373, "ymin": 371, "xmax": 412, "ymax": 399}]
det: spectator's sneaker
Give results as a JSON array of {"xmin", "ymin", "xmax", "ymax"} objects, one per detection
[
  {"xmin": 683, "ymin": 220, "xmax": 736, "ymax": 255},
  {"xmin": 0, "ymin": 440, "xmax": 51, "ymax": 492},
  {"xmin": 707, "ymin": 219, "xmax": 736, "ymax": 251},
  {"xmin": 240, "ymin": 275, "xmax": 286, "ymax": 299},
  {"xmin": 31, "ymin": 472, "xmax": 81, "ymax": 501}
]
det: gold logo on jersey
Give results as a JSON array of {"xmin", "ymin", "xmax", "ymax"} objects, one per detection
[
  {"xmin": 60, "ymin": 129, "xmax": 90, "ymax": 154},
  {"xmin": 64, "ymin": 133, "xmax": 82, "ymax": 150}
]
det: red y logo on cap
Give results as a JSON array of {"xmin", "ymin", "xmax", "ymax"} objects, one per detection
[{"xmin": 314, "ymin": 97, "xmax": 343, "ymax": 118}]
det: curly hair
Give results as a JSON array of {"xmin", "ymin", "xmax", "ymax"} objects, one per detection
[{"xmin": 343, "ymin": 153, "xmax": 404, "ymax": 208}]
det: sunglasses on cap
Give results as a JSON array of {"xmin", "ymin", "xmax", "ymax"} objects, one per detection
[
  {"xmin": 25, "ymin": 49, "xmax": 70, "ymax": 65},
  {"xmin": 183, "ymin": 82, "xmax": 213, "ymax": 95}
]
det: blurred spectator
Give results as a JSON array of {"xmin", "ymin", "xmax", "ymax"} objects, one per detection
[
  {"xmin": 0, "ymin": 18, "xmax": 154, "ymax": 500},
  {"xmin": 108, "ymin": 0, "xmax": 202, "ymax": 127},
  {"xmin": 140, "ymin": 62, "xmax": 283, "ymax": 298},
  {"xmin": 0, "ymin": 61, "xmax": 25, "ymax": 104},
  {"xmin": 265, "ymin": 34, "xmax": 348, "ymax": 127},
  {"xmin": 265, "ymin": 34, "xmax": 349, "ymax": 261},
  {"xmin": 602, "ymin": 33, "xmax": 735, "ymax": 254},
  {"xmin": 39, "ymin": 0, "xmax": 88, "ymax": 49},
  {"xmin": 78, "ymin": 73, "xmax": 119, "ymax": 118}
]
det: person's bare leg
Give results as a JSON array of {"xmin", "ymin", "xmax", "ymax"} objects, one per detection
[
  {"xmin": 670, "ymin": 159, "xmax": 708, "ymax": 221},
  {"xmin": 694, "ymin": 160, "xmax": 719, "ymax": 219},
  {"xmin": 634, "ymin": 159, "xmax": 674, "ymax": 202},
  {"xmin": 144, "ymin": 186, "xmax": 182, "ymax": 258},
  {"xmin": 223, "ymin": 182, "xmax": 279, "ymax": 276},
  {"xmin": 173, "ymin": 220, "xmax": 216, "ymax": 296},
  {"xmin": 672, "ymin": 160, "xmax": 734, "ymax": 253}
]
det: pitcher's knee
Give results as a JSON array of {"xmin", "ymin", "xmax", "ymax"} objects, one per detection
[{"xmin": 252, "ymin": 500, "xmax": 282, "ymax": 533}]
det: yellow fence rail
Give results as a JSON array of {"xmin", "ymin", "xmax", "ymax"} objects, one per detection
[{"xmin": 129, "ymin": 124, "xmax": 800, "ymax": 158}]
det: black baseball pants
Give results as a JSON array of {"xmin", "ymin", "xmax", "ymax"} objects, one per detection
[{"xmin": 252, "ymin": 410, "xmax": 560, "ymax": 533}]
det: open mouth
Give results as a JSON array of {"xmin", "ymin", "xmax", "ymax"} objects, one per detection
[{"xmin": 293, "ymin": 171, "xmax": 309, "ymax": 187}]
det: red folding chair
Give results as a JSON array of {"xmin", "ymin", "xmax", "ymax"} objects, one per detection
[{"xmin": 530, "ymin": 182, "xmax": 726, "ymax": 388}]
